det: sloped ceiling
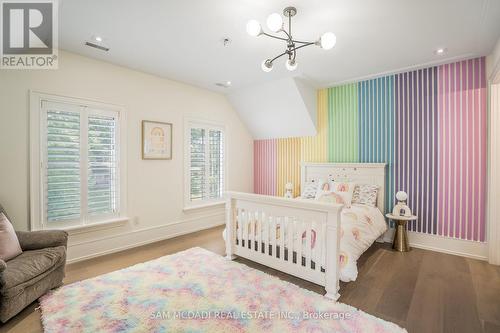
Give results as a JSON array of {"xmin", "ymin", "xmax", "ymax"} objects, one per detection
[{"xmin": 228, "ymin": 78, "xmax": 317, "ymax": 139}]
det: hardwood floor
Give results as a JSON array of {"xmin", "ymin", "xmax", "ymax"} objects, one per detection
[{"xmin": 1, "ymin": 225, "xmax": 499, "ymax": 333}]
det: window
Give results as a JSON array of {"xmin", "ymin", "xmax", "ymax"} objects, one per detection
[
  {"xmin": 30, "ymin": 93, "xmax": 126, "ymax": 230},
  {"xmin": 185, "ymin": 120, "xmax": 225, "ymax": 208}
]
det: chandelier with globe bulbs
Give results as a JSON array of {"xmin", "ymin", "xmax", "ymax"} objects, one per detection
[{"xmin": 246, "ymin": 6, "xmax": 336, "ymax": 72}]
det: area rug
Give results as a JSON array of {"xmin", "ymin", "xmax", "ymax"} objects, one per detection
[{"xmin": 40, "ymin": 247, "xmax": 406, "ymax": 333}]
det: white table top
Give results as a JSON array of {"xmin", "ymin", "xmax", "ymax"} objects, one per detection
[{"xmin": 385, "ymin": 213, "xmax": 418, "ymax": 221}]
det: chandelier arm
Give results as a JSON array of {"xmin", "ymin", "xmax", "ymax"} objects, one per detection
[
  {"xmin": 290, "ymin": 42, "xmax": 316, "ymax": 52},
  {"xmin": 270, "ymin": 51, "xmax": 289, "ymax": 63},
  {"xmin": 291, "ymin": 39, "xmax": 316, "ymax": 45},
  {"xmin": 261, "ymin": 32, "xmax": 289, "ymax": 42}
]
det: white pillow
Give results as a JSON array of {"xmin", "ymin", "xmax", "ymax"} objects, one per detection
[
  {"xmin": 0, "ymin": 213, "xmax": 22, "ymax": 261},
  {"xmin": 301, "ymin": 181, "xmax": 319, "ymax": 199},
  {"xmin": 352, "ymin": 184, "xmax": 379, "ymax": 207}
]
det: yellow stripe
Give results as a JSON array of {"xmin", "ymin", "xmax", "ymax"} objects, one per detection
[
  {"xmin": 300, "ymin": 89, "xmax": 328, "ymax": 162},
  {"xmin": 277, "ymin": 137, "xmax": 301, "ymax": 197}
]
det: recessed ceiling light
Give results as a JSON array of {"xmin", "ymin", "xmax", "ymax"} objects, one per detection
[
  {"xmin": 435, "ymin": 48, "xmax": 447, "ymax": 55},
  {"xmin": 226, "ymin": 81, "xmax": 232, "ymax": 86},
  {"xmin": 95, "ymin": 36, "xmax": 103, "ymax": 42}
]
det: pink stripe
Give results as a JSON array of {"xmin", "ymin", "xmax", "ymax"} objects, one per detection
[
  {"xmin": 466, "ymin": 59, "xmax": 474, "ymax": 240},
  {"xmin": 459, "ymin": 60, "xmax": 467, "ymax": 239},
  {"xmin": 437, "ymin": 57, "xmax": 487, "ymax": 241},
  {"xmin": 473, "ymin": 58, "xmax": 480, "ymax": 241},
  {"xmin": 435, "ymin": 66, "xmax": 444, "ymax": 235},
  {"xmin": 253, "ymin": 139, "xmax": 277, "ymax": 196},
  {"xmin": 479, "ymin": 57, "xmax": 487, "ymax": 242}
]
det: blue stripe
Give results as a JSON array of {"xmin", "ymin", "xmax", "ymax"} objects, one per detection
[{"xmin": 358, "ymin": 76, "xmax": 395, "ymax": 214}]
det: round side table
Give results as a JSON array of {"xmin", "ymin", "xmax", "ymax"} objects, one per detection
[{"xmin": 385, "ymin": 214, "xmax": 417, "ymax": 252}]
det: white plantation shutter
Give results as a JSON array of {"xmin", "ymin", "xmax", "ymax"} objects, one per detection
[
  {"xmin": 190, "ymin": 128, "xmax": 206, "ymax": 201},
  {"xmin": 41, "ymin": 101, "xmax": 120, "ymax": 227},
  {"xmin": 188, "ymin": 123, "xmax": 225, "ymax": 204},
  {"xmin": 208, "ymin": 129, "xmax": 224, "ymax": 199},
  {"xmin": 87, "ymin": 113, "xmax": 118, "ymax": 218},
  {"xmin": 45, "ymin": 103, "xmax": 81, "ymax": 222}
]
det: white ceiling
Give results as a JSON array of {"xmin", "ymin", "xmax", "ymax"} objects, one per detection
[{"xmin": 59, "ymin": 0, "xmax": 500, "ymax": 93}]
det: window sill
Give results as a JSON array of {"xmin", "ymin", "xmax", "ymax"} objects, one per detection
[
  {"xmin": 60, "ymin": 217, "xmax": 129, "ymax": 235},
  {"xmin": 183, "ymin": 201, "xmax": 225, "ymax": 212}
]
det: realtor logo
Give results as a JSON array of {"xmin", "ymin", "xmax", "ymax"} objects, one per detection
[{"xmin": 1, "ymin": 0, "xmax": 58, "ymax": 69}]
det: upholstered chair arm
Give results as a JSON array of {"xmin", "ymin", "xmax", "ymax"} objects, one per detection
[
  {"xmin": 0, "ymin": 259, "xmax": 5, "ymax": 291},
  {"xmin": 15, "ymin": 230, "xmax": 68, "ymax": 251},
  {"xmin": 0, "ymin": 259, "xmax": 6, "ymax": 273}
]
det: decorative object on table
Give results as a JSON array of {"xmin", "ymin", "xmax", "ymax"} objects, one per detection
[
  {"xmin": 385, "ymin": 213, "xmax": 417, "ymax": 252},
  {"xmin": 142, "ymin": 120, "xmax": 172, "ymax": 160},
  {"xmin": 246, "ymin": 7, "xmax": 337, "ymax": 72},
  {"xmin": 392, "ymin": 191, "xmax": 412, "ymax": 217},
  {"xmin": 39, "ymin": 247, "xmax": 406, "ymax": 333},
  {"xmin": 284, "ymin": 182, "xmax": 294, "ymax": 198}
]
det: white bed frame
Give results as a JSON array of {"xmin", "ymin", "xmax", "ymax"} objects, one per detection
[{"xmin": 225, "ymin": 163, "xmax": 386, "ymax": 301}]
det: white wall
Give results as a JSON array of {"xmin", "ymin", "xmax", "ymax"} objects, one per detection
[
  {"xmin": 487, "ymin": 38, "xmax": 500, "ymax": 81},
  {"xmin": 228, "ymin": 77, "xmax": 317, "ymax": 139},
  {"xmin": 0, "ymin": 51, "xmax": 253, "ymax": 261}
]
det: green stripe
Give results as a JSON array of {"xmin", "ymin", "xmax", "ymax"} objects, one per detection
[{"xmin": 328, "ymin": 83, "xmax": 359, "ymax": 162}]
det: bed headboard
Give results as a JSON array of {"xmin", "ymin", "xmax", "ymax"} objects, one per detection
[{"xmin": 301, "ymin": 162, "xmax": 387, "ymax": 214}]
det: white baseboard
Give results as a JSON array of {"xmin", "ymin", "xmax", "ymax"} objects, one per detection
[
  {"xmin": 382, "ymin": 228, "xmax": 488, "ymax": 261},
  {"xmin": 66, "ymin": 213, "xmax": 225, "ymax": 264}
]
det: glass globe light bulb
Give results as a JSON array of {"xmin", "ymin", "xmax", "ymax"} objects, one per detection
[
  {"xmin": 320, "ymin": 32, "xmax": 337, "ymax": 50},
  {"xmin": 246, "ymin": 20, "xmax": 262, "ymax": 37},
  {"xmin": 266, "ymin": 13, "xmax": 283, "ymax": 32},
  {"xmin": 285, "ymin": 59, "xmax": 298, "ymax": 71},
  {"xmin": 396, "ymin": 191, "xmax": 408, "ymax": 202},
  {"xmin": 261, "ymin": 59, "xmax": 273, "ymax": 72}
]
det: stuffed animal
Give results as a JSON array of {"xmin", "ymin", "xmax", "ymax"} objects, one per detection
[{"xmin": 284, "ymin": 182, "xmax": 294, "ymax": 198}]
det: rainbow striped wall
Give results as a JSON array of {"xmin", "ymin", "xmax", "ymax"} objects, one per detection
[{"xmin": 254, "ymin": 57, "xmax": 487, "ymax": 242}]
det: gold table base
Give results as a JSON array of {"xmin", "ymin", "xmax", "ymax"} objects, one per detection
[{"xmin": 392, "ymin": 220, "xmax": 410, "ymax": 252}]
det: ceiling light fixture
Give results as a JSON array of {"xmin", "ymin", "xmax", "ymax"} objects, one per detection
[
  {"xmin": 247, "ymin": 7, "xmax": 336, "ymax": 72},
  {"xmin": 435, "ymin": 48, "xmax": 447, "ymax": 55},
  {"xmin": 94, "ymin": 36, "xmax": 103, "ymax": 42}
]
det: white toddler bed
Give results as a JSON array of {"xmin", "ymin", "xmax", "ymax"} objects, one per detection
[{"xmin": 224, "ymin": 163, "xmax": 387, "ymax": 300}]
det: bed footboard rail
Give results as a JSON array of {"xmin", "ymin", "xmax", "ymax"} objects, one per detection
[{"xmin": 225, "ymin": 191, "xmax": 343, "ymax": 301}]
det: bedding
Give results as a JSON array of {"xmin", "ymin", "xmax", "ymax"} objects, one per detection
[{"xmin": 233, "ymin": 203, "xmax": 386, "ymax": 282}]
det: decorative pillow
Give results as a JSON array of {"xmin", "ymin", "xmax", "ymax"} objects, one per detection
[
  {"xmin": 331, "ymin": 181, "xmax": 355, "ymax": 194},
  {"xmin": 328, "ymin": 181, "xmax": 355, "ymax": 207},
  {"xmin": 0, "ymin": 213, "xmax": 22, "ymax": 261},
  {"xmin": 352, "ymin": 184, "xmax": 379, "ymax": 207},
  {"xmin": 301, "ymin": 181, "xmax": 319, "ymax": 199},
  {"xmin": 316, "ymin": 191, "xmax": 353, "ymax": 207}
]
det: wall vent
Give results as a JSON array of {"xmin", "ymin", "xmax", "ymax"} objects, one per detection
[{"xmin": 85, "ymin": 42, "xmax": 110, "ymax": 52}]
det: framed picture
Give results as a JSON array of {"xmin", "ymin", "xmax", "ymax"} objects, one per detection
[{"xmin": 142, "ymin": 120, "xmax": 172, "ymax": 160}]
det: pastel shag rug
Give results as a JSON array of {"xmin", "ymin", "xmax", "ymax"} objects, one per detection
[{"xmin": 40, "ymin": 247, "xmax": 406, "ymax": 333}]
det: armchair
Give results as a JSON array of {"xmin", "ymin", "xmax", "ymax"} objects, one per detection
[{"xmin": 0, "ymin": 228, "xmax": 68, "ymax": 323}]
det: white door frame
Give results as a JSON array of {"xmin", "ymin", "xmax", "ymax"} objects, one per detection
[{"xmin": 488, "ymin": 67, "xmax": 500, "ymax": 265}]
